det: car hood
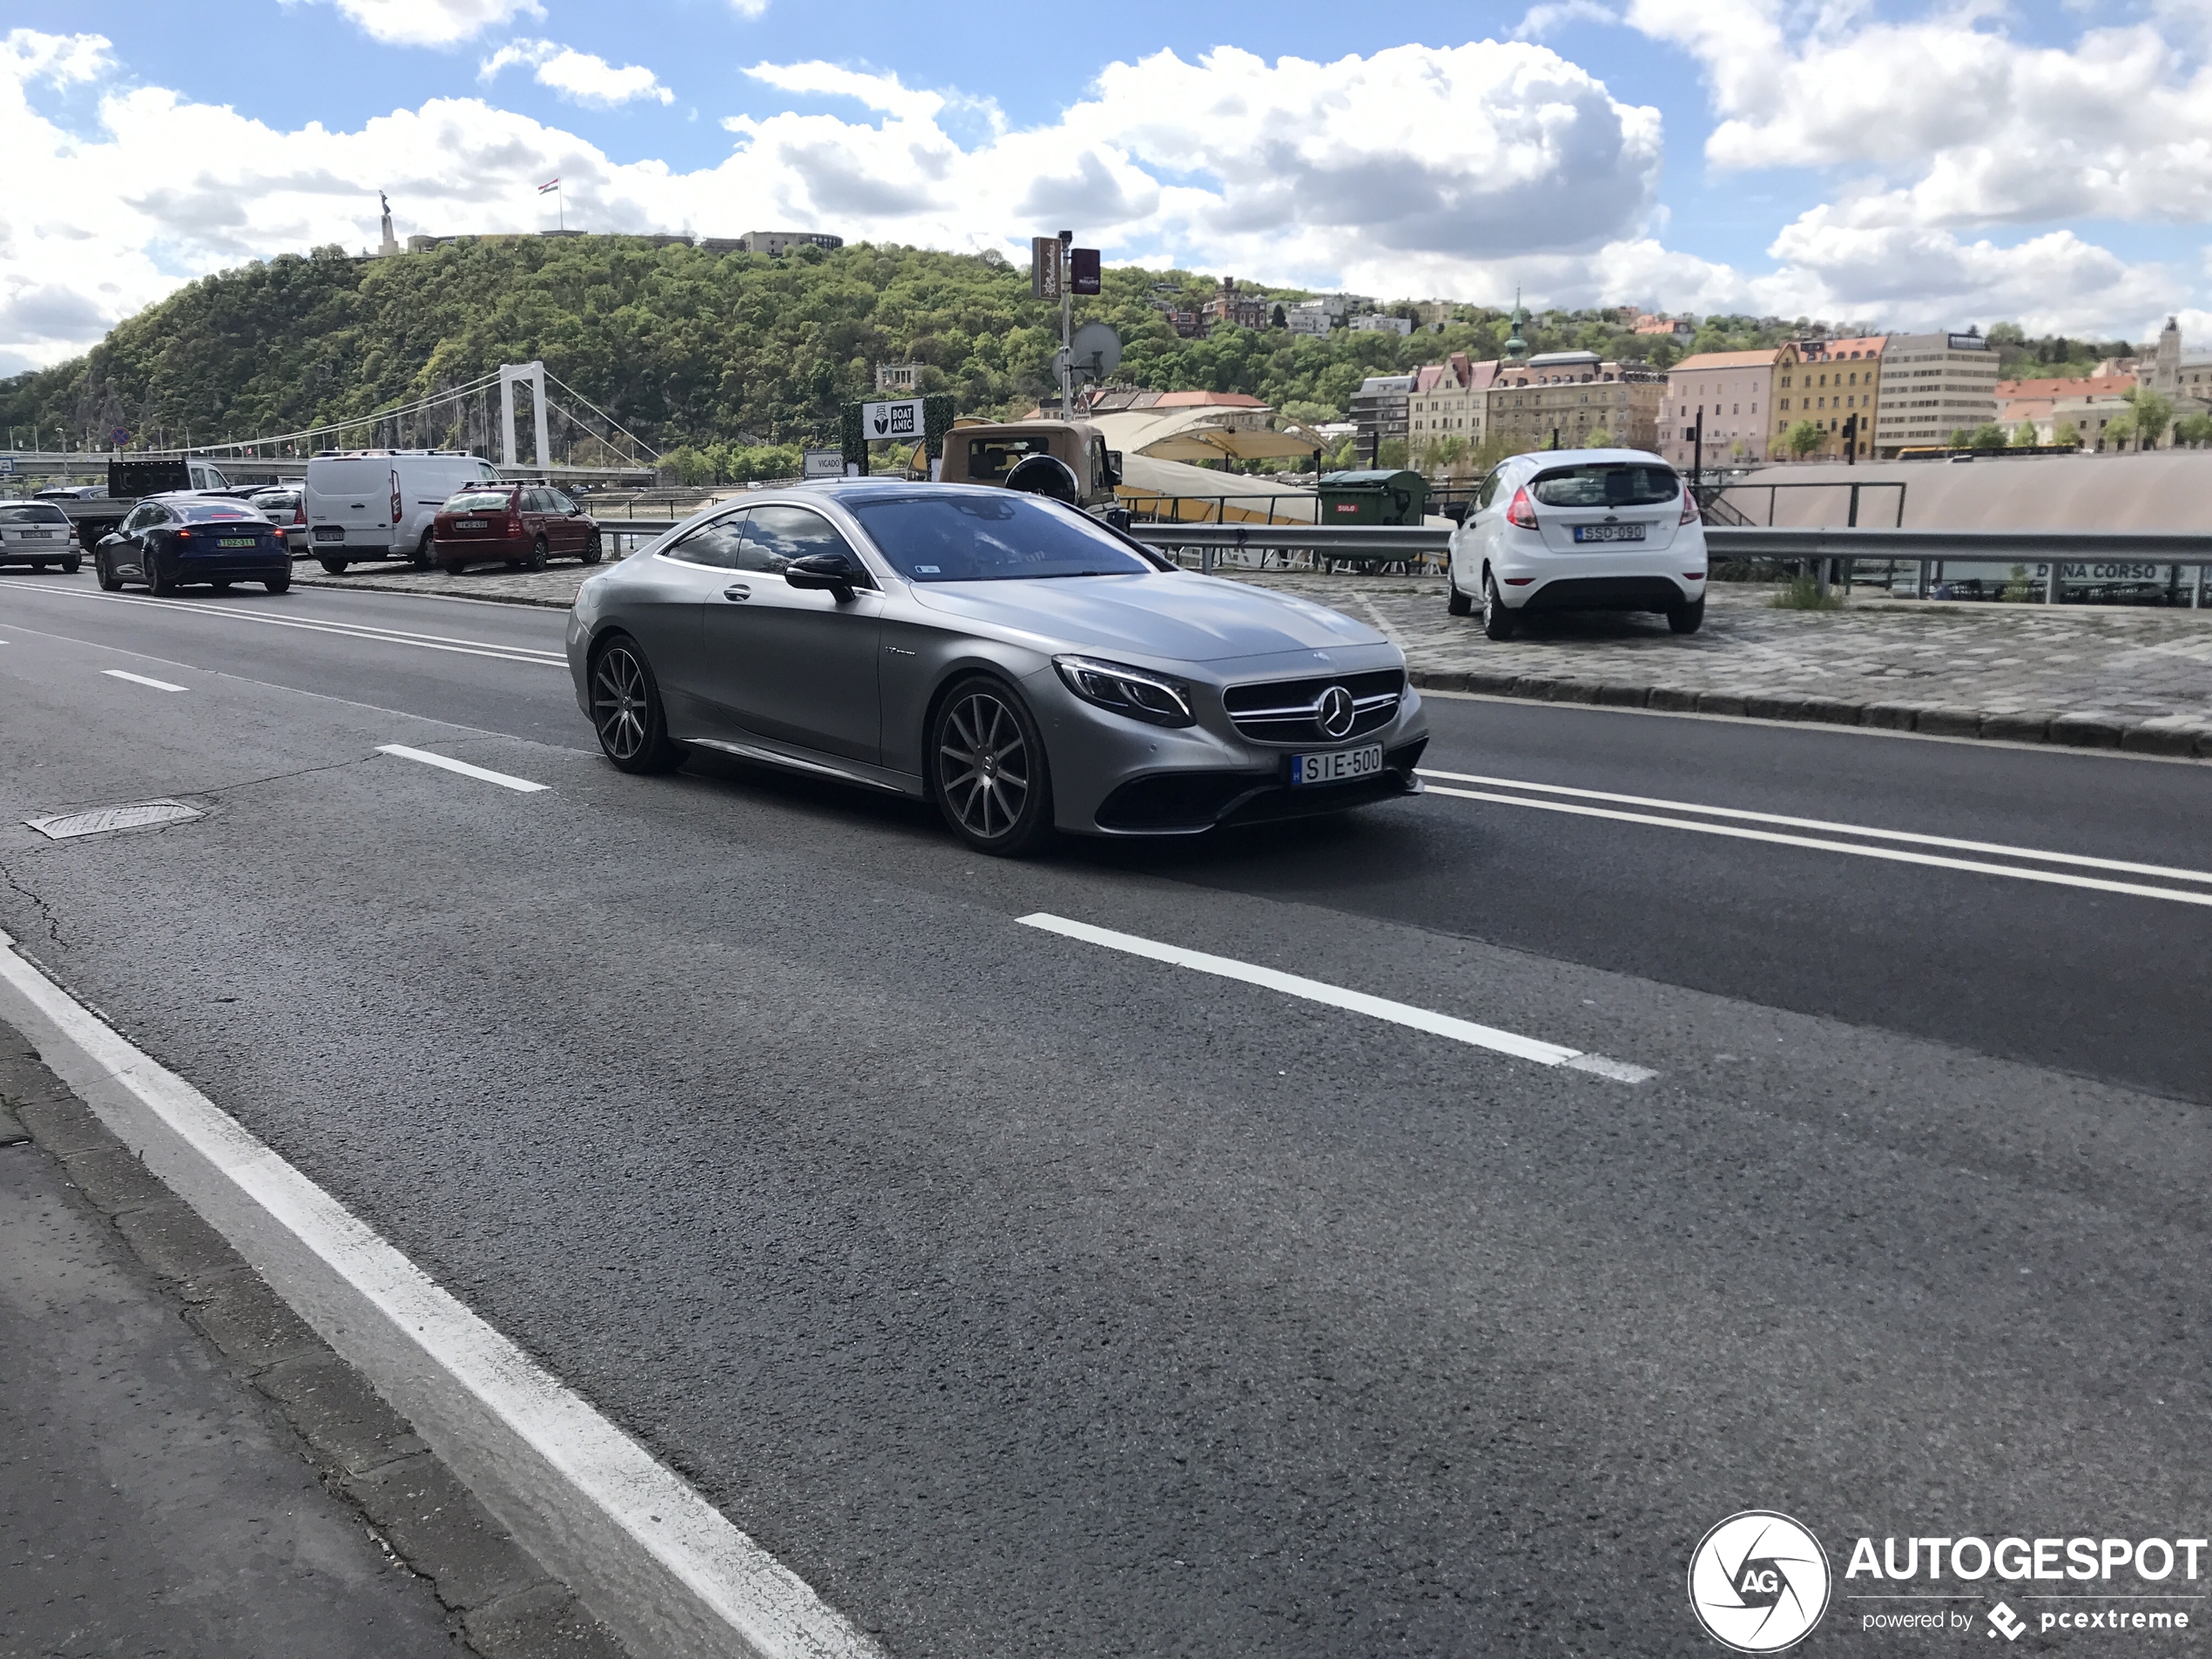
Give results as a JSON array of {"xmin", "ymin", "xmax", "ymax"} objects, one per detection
[{"xmin": 906, "ymin": 572, "xmax": 1384, "ymax": 663}]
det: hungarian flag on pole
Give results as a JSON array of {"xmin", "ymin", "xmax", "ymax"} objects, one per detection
[{"xmin": 538, "ymin": 178, "xmax": 560, "ymax": 194}]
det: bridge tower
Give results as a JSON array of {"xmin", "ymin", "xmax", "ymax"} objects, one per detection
[{"xmin": 497, "ymin": 361, "xmax": 550, "ymax": 473}]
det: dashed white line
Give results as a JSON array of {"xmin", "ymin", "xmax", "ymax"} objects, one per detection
[
  {"xmin": 104, "ymin": 668, "xmax": 185, "ymax": 692},
  {"xmin": 1018, "ymin": 913, "xmax": 1655, "ymax": 1082},
  {"xmin": 376, "ymin": 744, "xmax": 547, "ymax": 792}
]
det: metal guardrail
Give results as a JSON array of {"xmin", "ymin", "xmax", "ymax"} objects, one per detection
[{"xmin": 598, "ymin": 516, "xmax": 2211, "ymax": 606}]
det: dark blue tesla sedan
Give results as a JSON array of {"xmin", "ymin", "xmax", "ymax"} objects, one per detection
[{"xmin": 94, "ymin": 496, "xmax": 291, "ymax": 596}]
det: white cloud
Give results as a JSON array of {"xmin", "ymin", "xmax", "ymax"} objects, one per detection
[
  {"xmin": 728, "ymin": 0, "xmax": 772, "ymax": 17},
  {"xmin": 480, "ymin": 39, "xmax": 674, "ymax": 107},
  {"xmin": 1625, "ymin": 0, "xmax": 2212, "ymax": 230},
  {"xmin": 320, "ymin": 0, "xmax": 545, "ymax": 48},
  {"xmin": 0, "ymin": 27, "xmax": 2197, "ymax": 374},
  {"xmin": 1512, "ymin": 0, "xmax": 1620, "ymax": 40}
]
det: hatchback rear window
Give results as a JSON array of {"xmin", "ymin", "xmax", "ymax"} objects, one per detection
[
  {"xmin": 446, "ymin": 491, "xmax": 515, "ymax": 513},
  {"xmin": 1529, "ymin": 463, "xmax": 1680, "ymax": 508},
  {"xmin": 0, "ymin": 503, "xmax": 70, "ymax": 525}
]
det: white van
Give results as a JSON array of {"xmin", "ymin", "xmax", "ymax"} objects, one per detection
[{"xmin": 305, "ymin": 450, "xmax": 502, "ymax": 571}]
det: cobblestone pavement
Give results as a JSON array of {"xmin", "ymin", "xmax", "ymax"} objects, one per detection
[
  {"xmin": 1232, "ymin": 574, "xmax": 2212, "ymax": 756},
  {"xmin": 295, "ymin": 562, "xmax": 2212, "ymax": 755}
]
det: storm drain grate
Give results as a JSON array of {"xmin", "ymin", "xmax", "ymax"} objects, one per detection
[{"xmin": 25, "ymin": 800, "xmax": 205, "ymax": 840}]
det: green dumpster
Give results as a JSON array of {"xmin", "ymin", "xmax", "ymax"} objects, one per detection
[{"xmin": 1318, "ymin": 469, "xmax": 1428, "ymax": 526}]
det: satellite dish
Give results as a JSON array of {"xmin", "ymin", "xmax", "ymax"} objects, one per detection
[{"xmin": 1069, "ymin": 320, "xmax": 1122, "ymax": 381}]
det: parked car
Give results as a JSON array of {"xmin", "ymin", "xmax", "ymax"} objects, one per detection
[
  {"xmin": 433, "ymin": 484, "xmax": 603, "ymax": 573},
  {"xmin": 247, "ymin": 487, "xmax": 309, "ymax": 555},
  {"xmin": 35, "ymin": 483, "xmax": 107, "ymax": 501},
  {"xmin": 0, "ymin": 501, "xmax": 80, "ymax": 571},
  {"xmin": 92, "ymin": 495, "xmax": 289, "ymax": 596},
  {"xmin": 1447, "ymin": 448, "xmax": 1708, "ymax": 637},
  {"xmin": 305, "ymin": 449, "xmax": 503, "ymax": 572},
  {"xmin": 566, "ymin": 481, "xmax": 1426, "ymax": 855}
]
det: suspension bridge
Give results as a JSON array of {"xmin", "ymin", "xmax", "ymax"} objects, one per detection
[{"xmin": 3, "ymin": 362, "xmax": 662, "ymax": 486}]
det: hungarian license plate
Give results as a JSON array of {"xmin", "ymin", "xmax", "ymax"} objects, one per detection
[
  {"xmin": 313, "ymin": 524, "xmax": 345, "ymax": 543},
  {"xmin": 1573, "ymin": 523, "xmax": 1647, "ymax": 543},
  {"xmin": 1291, "ymin": 745, "xmax": 1383, "ymax": 786},
  {"xmin": 457, "ymin": 519, "xmax": 487, "ymax": 529},
  {"xmin": 219, "ymin": 536, "xmax": 258, "ymax": 547}
]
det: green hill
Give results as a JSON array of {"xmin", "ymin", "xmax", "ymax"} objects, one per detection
[{"xmin": 0, "ymin": 236, "xmax": 1787, "ymax": 478}]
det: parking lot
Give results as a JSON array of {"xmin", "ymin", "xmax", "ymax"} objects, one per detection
[{"xmin": 3, "ymin": 562, "xmax": 2208, "ymax": 1656}]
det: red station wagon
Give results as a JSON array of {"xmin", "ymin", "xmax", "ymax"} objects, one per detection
[{"xmin": 432, "ymin": 485, "xmax": 604, "ymax": 574}]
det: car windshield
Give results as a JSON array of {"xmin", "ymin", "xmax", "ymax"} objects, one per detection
[
  {"xmin": 177, "ymin": 502, "xmax": 263, "ymax": 523},
  {"xmin": 1528, "ymin": 462, "xmax": 1680, "ymax": 508},
  {"xmin": 0, "ymin": 503, "xmax": 70, "ymax": 525},
  {"xmin": 446, "ymin": 490, "xmax": 514, "ymax": 513},
  {"xmin": 846, "ymin": 493, "xmax": 1153, "ymax": 582}
]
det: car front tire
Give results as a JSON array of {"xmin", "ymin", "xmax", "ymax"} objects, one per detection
[
  {"xmin": 581, "ymin": 529, "xmax": 603, "ymax": 565},
  {"xmin": 590, "ymin": 635, "xmax": 684, "ymax": 774},
  {"xmin": 1668, "ymin": 597, "xmax": 1705, "ymax": 634},
  {"xmin": 931, "ymin": 677, "xmax": 1054, "ymax": 857},
  {"xmin": 1481, "ymin": 571, "xmax": 1516, "ymax": 640}
]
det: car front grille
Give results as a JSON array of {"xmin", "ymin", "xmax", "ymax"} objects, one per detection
[{"xmin": 1222, "ymin": 668, "xmax": 1404, "ymax": 745}]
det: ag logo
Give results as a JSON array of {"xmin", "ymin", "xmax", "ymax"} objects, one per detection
[{"xmin": 1688, "ymin": 1511, "xmax": 1831, "ymax": 1652}]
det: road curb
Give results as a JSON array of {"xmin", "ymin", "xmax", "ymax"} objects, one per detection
[
  {"xmin": 0, "ymin": 932, "xmax": 885, "ymax": 1659},
  {"xmin": 293, "ymin": 572, "xmax": 577, "ymax": 609},
  {"xmin": 1407, "ymin": 670, "xmax": 2212, "ymax": 758},
  {"xmin": 0, "ymin": 1021, "xmax": 624, "ymax": 1658}
]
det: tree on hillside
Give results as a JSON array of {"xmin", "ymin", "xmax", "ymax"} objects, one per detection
[
  {"xmin": 2011, "ymin": 421, "xmax": 2040, "ymax": 447},
  {"xmin": 1785, "ymin": 419, "xmax": 1824, "ymax": 458}
]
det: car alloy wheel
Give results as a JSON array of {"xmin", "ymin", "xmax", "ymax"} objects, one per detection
[
  {"xmin": 580, "ymin": 529, "xmax": 603, "ymax": 565},
  {"xmin": 934, "ymin": 680, "xmax": 1051, "ymax": 854},
  {"xmin": 526, "ymin": 536, "xmax": 550, "ymax": 573},
  {"xmin": 1481, "ymin": 571, "xmax": 1516, "ymax": 640},
  {"xmin": 97, "ymin": 556, "xmax": 121, "ymax": 591},
  {"xmin": 590, "ymin": 637, "xmax": 681, "ymax": 773},
  {"xmin": 413, "ymin": 529, "xmax": 435, "ymax": 569}
]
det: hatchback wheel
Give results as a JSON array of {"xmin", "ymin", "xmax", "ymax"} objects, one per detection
[
  {"xmin": 440, "ymin": 561, "xmax": 467, "ymax": 577},
  {"xmin": 590, "ymin": 636, "xmax": 683, "ymax": 773},
  {"xmin": 525, "ymin": 536, "xmax": 550, "ymax": 573},
  {"xmin": 319, "ymin": 557, "xmax": 347, "ymax": 575},
  {"xmin": 1481, "ymin": 572, "xmax": 1516, "ymax": 640},
  {"xmin": 1446, "ymin": 578, "xmax": 1473, "ymax": 617},
  {"xmin": 580, "ymin": 529, "xmax": 603, "ymax": 566},
  {"xmin": 932, "ymin": 678, "xmax": 1053, "ymax": 856},
  {"xmin": 1668, "ymin": 597, "xmax": 1705, "ymax": 635}
]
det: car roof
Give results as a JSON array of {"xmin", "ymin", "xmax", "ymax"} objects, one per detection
[{"xmin": 1514, "ymin": 448, "xmax": 1672, "ymax": 466}]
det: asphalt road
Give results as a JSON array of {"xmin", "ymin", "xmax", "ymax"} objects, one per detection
[{"xmin": 3, "ymin": 568, "xmax": 2209, "ymax": 1656}]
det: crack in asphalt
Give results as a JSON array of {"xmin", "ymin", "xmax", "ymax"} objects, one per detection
[{"xmin": 0, "ymin": 854, "xmax": 68, "ymax": 952}]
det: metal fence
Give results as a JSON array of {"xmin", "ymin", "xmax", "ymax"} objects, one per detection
[{"xmin": 597, "ymin": 516, "xmax": 2212, "ymax": 606}]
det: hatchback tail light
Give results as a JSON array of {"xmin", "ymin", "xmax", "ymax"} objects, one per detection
[
  {"xmin": 504, "ymin": 512, "xmax": 523, "ymax": 536},
  {"xmin": 1680, "ymin": 488, "xmax": 1701, "ymax": 524},
  {"xmin": 293, "ymin": 505, "xmax": 306, "ymax": 525},
  {"xmin": 1505, "ymin": 485, "xmax": 1537, "ymax": 529}
]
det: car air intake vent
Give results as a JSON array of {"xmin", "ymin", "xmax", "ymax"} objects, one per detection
[{"xmin": 1223, "ymin": 669, "xmax": 1404, "ymax": 745}]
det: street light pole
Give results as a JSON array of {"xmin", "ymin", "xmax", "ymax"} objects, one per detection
[{"xmin": 1058, "ymin": 229, "xmax": 1074, "ymax": 419}]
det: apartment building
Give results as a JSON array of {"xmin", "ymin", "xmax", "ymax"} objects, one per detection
[
  {"xmin": 1486, "ymin": 351, "xmax": 1664, "ymax": 453},
  {"xmin": 1772, "ymin": 334, "xmax": 1885, "ymax": 458},
  {"xmin": 1998, "ymin": 374, "xmax": 2134, "ymax": 446},
  {"xmin": 1351, "ymin": 374, "xmax": 1416, "ymax": 460},
  {"xmin": 1406, "ymin": 354, "xmax": 1500, "ymax": 464},
  {"xmin": 1657, "ymin": 349, "xmax": 1778, "ymax": 466},
  {"xmin": 1872, "ymin": 333, "xmax": 2000, "ymax": 455}
]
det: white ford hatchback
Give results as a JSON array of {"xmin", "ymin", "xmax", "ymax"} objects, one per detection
[{"xmin": 1447, "ymin": 449, "xmax": 1708, "ymax": 638}]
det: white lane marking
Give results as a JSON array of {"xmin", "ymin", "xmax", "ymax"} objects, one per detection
[
  {"xmin": 376, "ymin": 743, "xmax": 547, "ymax": 792},
  {"xmin": 10, "ymin": 583, "xmax": 566, "ymax": 666},
  {"xmin": 1425, "ymin": 785, "xmax": 2212, "ymax": 909},
  {"xmin": 1018, "ymin": 913, "xmax": 1656, "ymax": 1082},
  {"xmin": 104, "ymin": 668, "xmax": 185, "ymax": 691},
  {"xmin": 0, "ymin": 932, "xmax": 885, "ymax": 1659},
  {"xmin": 1354, "ymin": 595, "xmax": 1406, "ymax": 646},
  {"xmin": 1420, "ymin": 769, "xmax": 2212, "ymax": 887}
]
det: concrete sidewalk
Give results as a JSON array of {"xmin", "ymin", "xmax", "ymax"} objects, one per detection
[
  {"xmin": 0, "ymin": 1028, "xmax": 623, "ymax": 1659},
  {"xmin": 293, "ymin": 562, "xmax": 2212, "ymax": 756}
]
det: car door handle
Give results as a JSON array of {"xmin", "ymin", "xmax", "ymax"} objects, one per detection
[{"xmin": 723, "ymin": 583, "xmax": 750, "ymax": 601}]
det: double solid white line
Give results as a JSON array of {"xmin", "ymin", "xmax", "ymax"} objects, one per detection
[
  {"xmin": 1421, "ymin": 770, "xmax": 2212, "ymax": 909},
  {"xmin": 1020, "ymin": 914, "xmax": 1654, "ymax": 1082},
  {"xmin": 17, "ymin": 583, "xmax": 567, "ymax": 667}
]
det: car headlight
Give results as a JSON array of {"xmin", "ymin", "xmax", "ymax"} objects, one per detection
[{"xmin": 1053, "ymin": 654, "xmax": 1196, "ymax": 727}]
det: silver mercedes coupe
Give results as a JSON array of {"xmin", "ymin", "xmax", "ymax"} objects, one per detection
[{"xmin": 564, "ymin": 481, "xmax": 1428, "ymax": 855}]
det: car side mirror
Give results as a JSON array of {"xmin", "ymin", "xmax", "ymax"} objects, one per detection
[
  {"xmin": 786, "ymin": 551, "xmax": 864, "ymax": 602},
  {"xmin": 1440, "ymin": 502, "xmax": 1469, "ymax": 523},
  {"xmin": 1106, "ymin": 450, "xmax": 1123, "ymax": 488}
]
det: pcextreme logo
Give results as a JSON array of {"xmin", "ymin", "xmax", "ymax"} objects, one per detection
[{"xmin": 1689, "ymin": 1511, "xmax": 1833, "ymax": 1652}]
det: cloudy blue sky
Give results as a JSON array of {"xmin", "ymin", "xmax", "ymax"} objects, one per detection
[{"xmin": 3, "ymin": 0, "xmax": 2208, "ymax": 373}]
